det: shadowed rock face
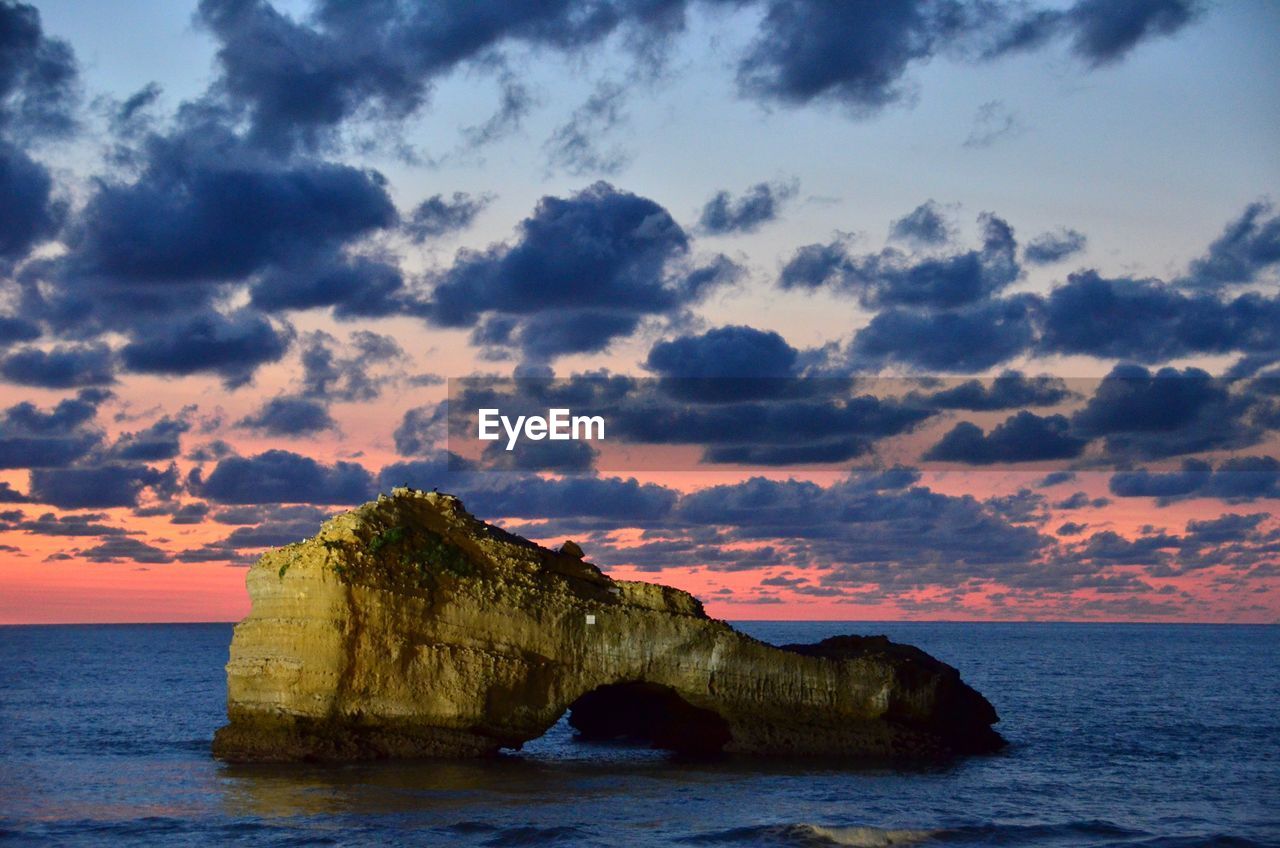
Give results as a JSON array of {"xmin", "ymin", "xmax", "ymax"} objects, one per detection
[{"xmin": 212, "ymin": 489, "xmax": 1004, "ymax": 762}]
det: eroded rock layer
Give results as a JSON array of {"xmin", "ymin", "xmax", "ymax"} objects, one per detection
[{"xmin": 212, "ymin": 489, "xmax": 1004, "ymax": 762}]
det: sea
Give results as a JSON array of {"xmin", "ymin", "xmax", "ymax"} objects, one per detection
[{"xmin": 0, "ymin": 622, "xmax": 1276, "ymax": 847}]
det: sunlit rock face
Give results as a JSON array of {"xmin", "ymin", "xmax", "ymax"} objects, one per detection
[{"xmin": 212, "ymin": 489, "xmax": 1004, "ymax": 762}]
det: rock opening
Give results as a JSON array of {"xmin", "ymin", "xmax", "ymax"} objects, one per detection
[{"xmin": 567, "ymin": 682, "xmax": 732, "ymax": 755}]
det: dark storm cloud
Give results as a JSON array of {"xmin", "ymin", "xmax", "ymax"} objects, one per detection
[
  {"xmin": 466, "ymin": 474, "xmax": 678, "ymax": 522},
  {"xmin": 1183, "ymin": 512, "xmax": 1266, "ymax": 545},
  {"xmin": 248, "ymin": 255, "xmax": 408, "ymax": 318},
  {"xmin": 1110, "ymin": 457, "xmax": 1280, "ymax": 504},
  {"xmin": 195, "ymin": 0, "xmax": 684, "ymax": 153},
  {"xmin": 1180, "ymin": 201, "xmax": 1280, "ymax": 290},
  {"xmin": 1023, "ymin": 228, "xmax": 1086, "ymax": 265},
  {"xmin": 0, "ymin": 482, "xmax": 28, "ymax": 502},
  {"xmin": 1037, "ymin": 271, "xmax": 1280, "ymax": 362},
  {"xmin": 298, "ymin": 330, "xmax": 404, "ymax": 403},
  {"xmin": 666, "ymin": 474, "xmax": 1051, "ymax": 583},
  {"xmin": 18, "ymin": 512, "xmax": 127, "ymax": 537},
  {"xmin": 405, "ymin": 192, "xmax": 492, "ymax": 242},
  {"xmin": 0, "ymin": 393, "xmax": 103, "ymax": 469},
  {"xmin": 393, "ymin": 404, "xmax": 446, "ymax": 456},
  {"xmin": 780, "ymin": 212, "xmax": 1019, "ymax": 309},
  {"xmin": 28, "ymin": 463, "xmax": 178, "ymax": 509},
  {"xmin": 989, "ymin": 0, "xmax": 1201, "ymax": 66},
  {"xmin": 1071, "ymin": 364, "xmax": 1264, "ymax": 460},
  {"xmin": 79, "ymin": 536, "xmax": 173, "ymax": 564},
  {"xmin": 236, "ymin": 396, "xmax": 336, "ymax": 436},
  {"xmin": 215, "ymin": 518, "xmax": 325, "ymax": 550},
  {"xmin": 1053, "ymin": 491, "xmax": 1109, "ymax": 510},
  {"xmin": 698, "ymin": 181, "xmax": 797, "ymax": 235},
  {"xmin": 0, "ymin": 1, "xmax": 78, "ymax": 141},
  {"xmin": 189, "ymin": 0, "xmax": 1198, "ymax": 154},
  {"xmin": 194, "ymin": 449, "xmax": 375, "ymax": 504},
  {"xmin": 374, "ymin": 454, "xmax": 675, "ymax": 523},
  {"xmin": 646, "ymin": 325, "xmax": 799, "ymax": 379},
  {"xmin": 0, "ymin": 313, "xmax": 40, "ymax": 345},
  {"xmin": 923, "ymin": 370, "xmax": 1073, "ymax": 410},
  {"xmin": 108, "ymin": 416, "xmax": 190, "ymax": 461},
  {"xmin": 59, "ymin": 120, "xmax": 396, "ymax": 291},
  {"xmin": 210, "ymin": 503, "xmax": 331, "ymax": 527},
  {"xmin": 120, "ymin": 310, "xmax": 293, "ymax": 389},
  {"xmin": 733, "ymin": 1, "xmax": 977, "ymax": 113},
  {"xmin": 888, "ymin": 200, "xmax": 950, "ymax": 246},
  {"xmin": 609, "ymin": 393, "xmax": 932, "ymax": 460},
  {"xmin": 924, "ymin": 411, "xmax": 1086, "ymax": 465},
  {"xmin": 480, "ymin": 438, "xmax": 599, "ymax": 473},
  {"xmin": 0, "ymin": 140, "xmax": 65, "ymax": 260},
  {"xmin": 849, "ymin": 295, "xmax": 1038, "ymax": 372},
  {"xmin": 1037, "ymin": 471, "xmax": 1077, "ymax": 488},
  {"xmin": 425, "ymin": 182, "xmax": 736, "ymax": 361},
  {"xmin": 0, "ymin": 343, "xmax": 114, "ymax": 388}
]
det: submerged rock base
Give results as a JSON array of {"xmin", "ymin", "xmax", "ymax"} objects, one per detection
[{"xmin": 212, "ymin": 488, "xmax": 1004, "ymax": 762}]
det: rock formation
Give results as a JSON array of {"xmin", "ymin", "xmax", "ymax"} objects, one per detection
[{"xmin": 212, "ymin": 488, "xmax": 1004, "ymax": 762}]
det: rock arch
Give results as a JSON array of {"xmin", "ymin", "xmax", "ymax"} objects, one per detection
[{"xmin": 213, "ymin": 489, "xmax": 1003, "ymax": 762}]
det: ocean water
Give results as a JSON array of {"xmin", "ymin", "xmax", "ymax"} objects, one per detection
[{"xmin": 0, "ymin": 622, "xmax": 1276, "ymax": 847}]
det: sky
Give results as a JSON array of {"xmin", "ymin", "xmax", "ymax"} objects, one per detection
[{"xmin": 1, "ymin": 0, "xmax": 1279, "ymax": 624}]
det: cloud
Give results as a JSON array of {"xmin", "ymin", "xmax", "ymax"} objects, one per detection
[
  {"xmin": 1024, "ymin": 228, "xmax": 1087, "ymax": 265},
  {"xmin": 0, "ymin": 343, "xmax": 114, "ymax": 388},
  {"xmin": 195, "ymin": 0, "xmax": 673, "ymax": 154},
  {"xmin": 248, "ymin": 255, "xmax": 407, "ymax": 318},
  {"xmin": 17, "ymin": 512, "xmax": 127, "ymax": 537},
  {"xmin": 298, "ymin": 330, "xmax": 404, "ymax": 402},
  {"xmin": 236, "ymin": 396, "xmax": 336, "ymax": 436},
  {"xmin": 780, "ymin": 212, "xmax": 1019, "ymax": 309},
  {"xmin": 1064, "ymin": 0, "xmax": 1201, "ymax": 66},
  {"xmin": 849, "ymin": 295, "xmax": 1038, "ymax": 372},
  {"xmin": 1037, "ymin": 270, "xmax": 1280, "ymax": 362},
  {"xmin": 645, "ymin": 325, "xmax": 799, "ymax": 379},
  {"xmin": 63, "ymin": 122, "xmax": 396, "ymax": 287},
  {"xmin": 28, "ymin": 463, "xmax": 178, "ymax": 509},
  {"xmin": 924, "ymin": 411, "xmax": 1087, "ymax": 465},
  {"xmin": 0, "ymin": 392, "xmax": 104, "ymax": 469},
  {"xmin": 924, "ymin": 370, "xmax": 1073, "ymax": 410},
  {"xmin": 393, "ymin": 404, "xmax": 446, "ymax": 456},
  {"xmin": 0, "ymin": 1, "xmax": 79, "ymax": 142},
  {"xmin": 990, "ymin": 0, "xmax": 1202, "ymax": 67},
  {"xmin": 963, "ymin": 100, "xmax": 1019, "ymax": 148},
  {"xmin": 1037, "ymin": 471, "xmax": 1077, "ymax": 488},
  {"xmin": 120, "ymin": 310, "xmax": 293, "ymax": 389},
  {"xmin": 1183, "ymin": 512, "xmax": 1266, "ymax": 545},
  {"xmin": 1180, "ymin": 200, "xmax": 1280, "ymax": 290},
  {"xmin": 544, "ymin": 81, "xmax": 630, "ymax": 176},
  {"xmin": 1071, "ymin": 364, "xmax": 1263, "ymax": 459},
  {"xmin": 1053, "ymin": 491, "xmax": 1109, "ymax": 510},
  {"xmin": 108, "ymin": 416, "xmax": 190, "ymax": 461},
  {"xmin": 189, "ymin": 0, "xmax": 1198, "ymax": 155},
  {"xmin": 0, "ymin": 314, "xmax": 40, "ymax": 346},
  {"xmin": 425, "ymin": 182, "xmax": 735, "ymax": 361},
  {"xmin": 888, "ymin": 200, "xmax": 951, "ymax": 246},
  {"xmin": 734, "ymin": 1, "xmax": 976, "ymax": 113},
  {"xmin": 0, "ymin": 140, "xmax": 65, "ymax": 260},
  {"xmin": 78, "ymin": 536, "xmax": 173, "ymax": 564},
  {"xmin": 1110, "ymin": 457, "xmax": 1280, "ymax": 504},
  {"xmin": 194, "ymin": 449, "xmax": 375, "ymax": 504},
  {"xmin": 698, "ymin": 181, "xmax": 797, "ymax": 235},
  {"xmin": 405, "ymin": 192, "xmax": 492, "ymax": 241}
]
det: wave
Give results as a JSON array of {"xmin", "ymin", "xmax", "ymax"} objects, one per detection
[{"xmin": 678, "ymin": 823, "xmax": 939, "ymax": 846}]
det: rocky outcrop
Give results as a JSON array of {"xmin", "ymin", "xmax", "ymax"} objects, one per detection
[{"xmin": 212, "ymin": 488, "xmax": 1003, "ymax": 762}]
